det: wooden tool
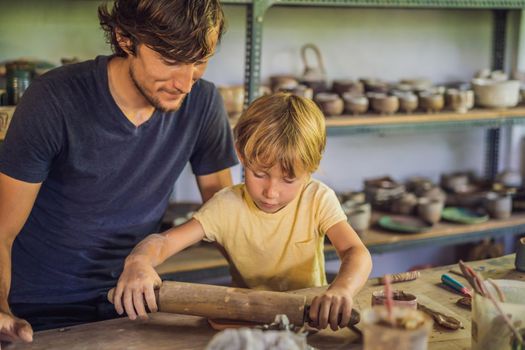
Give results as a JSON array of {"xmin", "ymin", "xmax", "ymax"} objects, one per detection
[{"xmin": 108, "ymin": 281, "xmax": 360, "ymax": 327}]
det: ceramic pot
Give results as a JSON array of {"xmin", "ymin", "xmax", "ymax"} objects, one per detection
[
  {"xmin": 347, "ymin": 208, "xmax": 371, "ymax": 236},
  {"xmin": 315, "ymin": 92, "xmax": 344, "ymax": 116},
  {"xmin": 269, "ymin": 75, "xmax": 298, "ymax": 92},
  {"xmin": 398, "ymin": 93, "xmax": 418, "ymax": 114},
  {"xmin": 417, "ymin": 197, "xmax": 444, "ymax": 225},
  {"xmin": 371, "ymin": 94, "xmax": 399, "ymax": 115},
  {"xmin": 333, "ymin": 80, "xmax": 364, "ymax": 96},
  {"xmin": 419, "ymin": 92, "xmax": 444, "ymax": 113},
  {"xmin": 472, "ymin": 78, "xmax": 520, "ymax": 108},
  {"xmin": 446, "ymin": 89, "xmax": 470, "ymax": 113},
  {"xmin": 391, "ymin": 193, "xmax": 418, "ymax": 215},
  {"xmin": 342, "ymin": 93, "xmax": 369, "ymax": 115},
  {"xmin": 484, "ymin": 192, "xmax": 512, "ymax": 219}
]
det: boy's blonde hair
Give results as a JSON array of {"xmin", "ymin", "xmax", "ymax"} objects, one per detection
[{"xmin": 234, "ymin": 92, "xmax": 326, "ymax": 178}]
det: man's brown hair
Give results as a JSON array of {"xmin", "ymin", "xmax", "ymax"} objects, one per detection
[{"xmin": 98, "ymin": 0, "xmax": 225, "ymax": 63}]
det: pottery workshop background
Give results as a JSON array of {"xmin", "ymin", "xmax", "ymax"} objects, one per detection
[{"xmin": 1, "ymin": 1, "xmax": 524, "ymax": 276}]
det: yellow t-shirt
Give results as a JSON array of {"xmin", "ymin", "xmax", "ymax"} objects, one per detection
[{"xmin": 192, "ymin": 179, "xmax": 347, "ymax": 291}]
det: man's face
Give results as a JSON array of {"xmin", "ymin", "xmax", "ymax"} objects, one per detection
[{"xmin": 127, "ymin": 35, "xmax": 217, "ymax": 112}]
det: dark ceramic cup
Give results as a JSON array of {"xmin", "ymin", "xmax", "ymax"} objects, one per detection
[{"xmin": 516, "ymin": 237, "xmax": 525, "ymax": 272}]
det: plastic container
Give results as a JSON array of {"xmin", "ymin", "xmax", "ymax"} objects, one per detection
[
  {"xmin": 362, "ymin": 306, "xmax": 433, "ymax": 350},
  {"xmin": 472, "ymin": 279, "xmax": 525, "ymax": 350}
]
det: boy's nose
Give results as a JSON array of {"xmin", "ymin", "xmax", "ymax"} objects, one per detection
[{"xmin": 264, "ymin": 185, "xmax": 278, "ymax": 199}]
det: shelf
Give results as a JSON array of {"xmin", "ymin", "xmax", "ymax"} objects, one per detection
[
  {"xmin": 325, "ymin": 107, "xmax": 525, "ymax": 135},
  {"xmin": 264, "ymin": 0, "xmax": 525, "ymax": 10},
  {"xmin": 156, "ymin": 212, "xmax": 525, "ymax": 282}
]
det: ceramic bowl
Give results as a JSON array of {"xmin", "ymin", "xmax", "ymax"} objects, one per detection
[
  {"xmin": 370, "ymin": 94, "xmax": 399, "ymax": 115},
  {"xmin": 471, "ymin": 78, "xmax": 520, "ymax": 108},
  {"xmin": 342, "ymin": 93, "xmax": 369, "ymax": 115},
  {"xmin": 391, "ymin": 193, "xmax": 418, "ymax": 215},
  {"xmin": 314, "ymin": 92, "xmax": 344, "ymax": 116}
]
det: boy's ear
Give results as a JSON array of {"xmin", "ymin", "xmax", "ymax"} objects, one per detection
[{"xmin": 234, "ymin": 144, "xmax": 245, "ymax": 166}]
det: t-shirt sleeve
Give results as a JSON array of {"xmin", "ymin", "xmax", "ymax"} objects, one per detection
[
  {"xmin": 317, "ymin": 186, "xmax": 347, "ymax": 235},
  {"xmin": 192, "ymin": 192, "xmax": 225, "ymax": 244},
  {"xmin": 0, "ymin": 79, "xmax": 63, "ymax": 183},
  {"xmin": 190, "ymin": 83, "xmax": 238, "ymax": 176}
]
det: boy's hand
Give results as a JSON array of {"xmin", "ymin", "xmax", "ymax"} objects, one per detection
[
  {"xmin": 308, "ymin": 285, "xmax": 354, "ymax": 331},
  {"xmin": 0, "ymin": 311, "xmax": 33, "ymax": 343},
  {"xmin": 111, "ymin": 259, "xmax": 162, "ymax": 321}
]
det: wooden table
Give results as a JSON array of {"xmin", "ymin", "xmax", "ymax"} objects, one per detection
[{"xmin": 6, "ymin": 255, "xmax": 524, "ymax": 350}]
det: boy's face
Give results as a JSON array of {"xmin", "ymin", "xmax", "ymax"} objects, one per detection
[{"xmin": 244, "ymin": 164, "xmax": 309, "ymax": 214}]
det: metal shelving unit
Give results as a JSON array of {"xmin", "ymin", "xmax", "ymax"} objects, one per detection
[{"xmin": 231, "ymin": 0, "xmax": 525, "ymax": 257}]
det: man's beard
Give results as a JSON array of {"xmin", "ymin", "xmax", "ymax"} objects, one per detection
[{"xmin": 129, "ymin": 66, "xmax": 186, "ymax": 113}]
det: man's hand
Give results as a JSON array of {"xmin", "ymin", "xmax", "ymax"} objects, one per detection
[
  {"xmin": 0, "ymin": 311, "xmax": 33, "ymax": 343},
  {"xmin": 110, "ymin": 259, "xmax": 162, "ymax": 321},
  {"xmin": 308, "ymin": 285, "xmax": 354, "ymax": 331}
]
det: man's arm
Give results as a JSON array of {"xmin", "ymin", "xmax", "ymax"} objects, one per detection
[
  {"xmin": 196, "ymin": 168, "xmax": 233, "ymax": 203},
  {"xmin": 0, "ymin": 172, "xmax": 41, "ymax": 342}
]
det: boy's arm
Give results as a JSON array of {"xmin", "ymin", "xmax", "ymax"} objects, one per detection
[
  {"xmin": 309, "ymin": 220, "xmax": 372, "ymax": 331},
  {"xmin": 112, "ymin": 219, "xmax": 205, "ymax": 320}
]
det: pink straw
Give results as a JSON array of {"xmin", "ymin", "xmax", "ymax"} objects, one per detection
[{"xmin": 383, "ymin": 274, "xmax": 394, "ymax": 325}]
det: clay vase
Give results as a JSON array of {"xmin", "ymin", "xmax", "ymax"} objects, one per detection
[
  {"xmin": 484, "ymin": 192, "xmax": 512, "ymax": 219},
  {"xmin": 370, "ymin": 94, "xmax": 399, "ymax": 115},
  {"xmin": 314, "ymin": 92, "xmax": 344, "ymax": 116},
  {"xmin": 342, "ymin": 93, "xmax": 369, "ymax": 115},
  {"xmin": 218, "ymin": 85, "xmax": 244, "ymax": 116},
  {"xmin": 417, "ymin": 197, "xmax": 444, "ymax": 225}
]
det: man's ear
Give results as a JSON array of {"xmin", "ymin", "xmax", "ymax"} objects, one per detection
[{"xmin": 115, "ymin": 29, "xmax": 134, "ymax": 56}]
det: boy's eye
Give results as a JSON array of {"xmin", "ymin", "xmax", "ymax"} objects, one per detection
[
  {"xmin": 284, "ymin": 178, "xmax": 296, "ymax": 184},
  {"xmin": 253, "ymin": 172, "xmax": 265, "ymax": 178}
]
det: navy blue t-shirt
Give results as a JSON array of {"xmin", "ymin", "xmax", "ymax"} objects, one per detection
[{"xmin": 0, "ymin": 56, "xmax": 238, "ymax": 304}]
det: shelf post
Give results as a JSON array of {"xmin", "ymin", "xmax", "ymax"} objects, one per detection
[
  {"xmin": 243, "ymin": 1, "xmax": 273, "ymax": 107},
  {"xmin": 484, "ymin": 10, "xmax": 509, "ymax": 180}
]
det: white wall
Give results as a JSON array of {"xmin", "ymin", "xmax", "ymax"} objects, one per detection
[{"xmin": 1, "ymin": 3, "xmax": 522, "ymax": 274}]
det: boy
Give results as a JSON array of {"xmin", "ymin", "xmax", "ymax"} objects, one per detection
[{"xmin": 112, "ymin": 93, "xmax": 372, "ymax": 331}]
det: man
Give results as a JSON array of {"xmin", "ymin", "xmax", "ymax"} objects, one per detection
[{"xmin": 0, "ymin": 0, "xmax": 237, "ymax": 342}]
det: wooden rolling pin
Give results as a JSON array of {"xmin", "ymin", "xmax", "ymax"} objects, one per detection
[{"xmin": 108, "ymin": 281, "xmax": 360, "ymax": 327}]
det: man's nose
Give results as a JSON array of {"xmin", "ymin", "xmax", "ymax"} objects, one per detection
[{"xmin": 172, "ymin": 64, "xmax": 195, "ymax": 94}]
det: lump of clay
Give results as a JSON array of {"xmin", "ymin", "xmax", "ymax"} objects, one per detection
[{"xmin": 205, "ymin": 328, "xmax": 311, "ymax": 350}]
